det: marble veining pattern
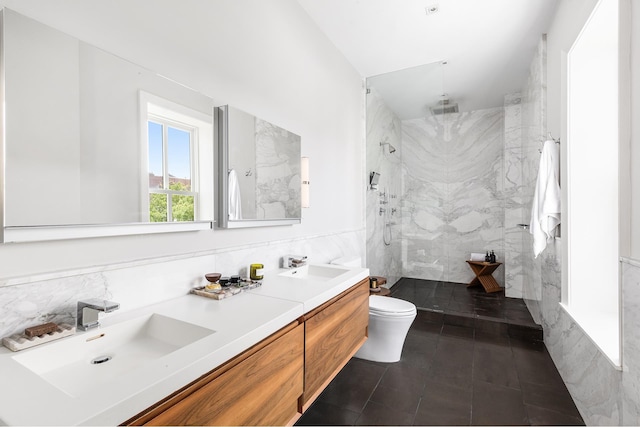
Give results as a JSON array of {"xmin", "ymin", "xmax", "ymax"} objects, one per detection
[
  {"xmin": 537, "ymin": 239, "xmax": 625, "ymax": 425},
  {"xmin": 0, "ymin": 229, "xmax": 365, "ymax": 339},
  {"xmin": 515, "ymin": 36, "xmax": 628, "ymax": 425},
  {"xmin": 622, "ymin": 260, "xmax": 640, "ymax": 424},
  {"xmin": 521, "ymin": 35, "xmax": 547, "ymax": 321},
  {"xmin": 364, "ymin": 33, "xmax": 640, "ymax": 427},
  {"xmin": 365, "ymin": 88, "xmax": 402, "ymax": 285},
  {"xmin": 503, "ymin": 93, "xmax": 524, "ymax": 298},
  {"xmin": 255, "ymin": 118, "xmax": 301, "ymax": 218},
  {"xmin": 401, "ymin": 108, "xmax": 505, "ymax": 285}
]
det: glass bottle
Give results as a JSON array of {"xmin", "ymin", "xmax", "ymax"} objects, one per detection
[{"xmin": 250, "ymin": 263, "xmax": 264, "ymax": 280}]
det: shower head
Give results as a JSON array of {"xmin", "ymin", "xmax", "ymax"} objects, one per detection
[
  {"xmin": 380, "ymin": 141, "xmax": 397, "ymax": 154},
  {"xmin": 430, "ymin": 98, "xmax": 459, "ymax": 115}
]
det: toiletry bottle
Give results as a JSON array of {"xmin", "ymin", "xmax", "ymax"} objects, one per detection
[
  {"xmin": 485, "ymin": 251, "xmax": 490, "ymax": 262},
  {"xmin": 490, "ymin": 250, "xmax": 496, "ymax": 263}
]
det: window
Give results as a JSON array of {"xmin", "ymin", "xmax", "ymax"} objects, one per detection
[
  {"xmin": 565, "ymin": 0, "xmax": 622, "ymax": 366},
  {"xmin": 139, "ymin": 91, "xmax": 214, "ymax": 225},
  {"xmin": 147, "ymin": 118, "xmax": 197, "ymax": 222}
]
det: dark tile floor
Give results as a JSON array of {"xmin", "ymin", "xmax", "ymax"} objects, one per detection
[
  {"xmin": 390, "ymin": 278, "xmax": 544, "ymax": 342},
  {"xmin": 296, "ymin": 278, "xmax": 584, "ymax": 426}
]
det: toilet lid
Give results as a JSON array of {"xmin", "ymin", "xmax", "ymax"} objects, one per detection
[{"xmin": 369, "ymin": 295, "xmax": 416, "ymax": 315}]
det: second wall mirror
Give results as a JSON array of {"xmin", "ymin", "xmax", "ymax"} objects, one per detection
[{"xmin": 217, "ymin": 105, "xmax": 301, "ymax": 228}]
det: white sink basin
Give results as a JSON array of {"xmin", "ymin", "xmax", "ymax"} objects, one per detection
[
  {"xmin": 278, "ymin": 264, "xmax": 350, "ymax": 280},
  {"xmin": 13, "ymin": 313, "xmax": 215, "ymax": 397}
]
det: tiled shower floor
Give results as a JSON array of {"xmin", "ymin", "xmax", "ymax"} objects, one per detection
[
  {"xmin": 390, "ymin": 278, "xmax": 543, "ymax": 341},
  {"xmin": 296, "ymin": 278, "xmax": 584, "ymax": 426}
]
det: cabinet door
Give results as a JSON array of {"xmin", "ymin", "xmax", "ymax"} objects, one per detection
[
  {"xmin": 140, "ymin": 322, "xmax": 304, "ymax": 426},
  {"xmin": 302, "ymin": 278, "xmax": 369, "ymax": 410}
]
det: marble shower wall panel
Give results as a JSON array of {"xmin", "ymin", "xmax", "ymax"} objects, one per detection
[
  {"xmin": 503, "ymin": 94, "xmax": 525, "ymax": 298},
  {"xmin": 0, "ymin": 229, "xmax": 365, "ymax": 339},
  {"xmin": 523, "ymin": 232, "xmax": 542, "ymax": 324},
  {"xmin": 447, "ymin": 109, "xmax": 505, "ymax": 283},
  {"xmin": 365, "ymin": 89, "xmax": 402, "ymax": 285},
  {"xmin": 402, "ymin": 108, "xmax": 505, "ymax": 284},
  {"xmin": 521, "ymin": 35, "xmax": 547, "ymax": 320},
  {"xmin": 402, "ymin": 120, "xmax": 447, "ymax": 281}
]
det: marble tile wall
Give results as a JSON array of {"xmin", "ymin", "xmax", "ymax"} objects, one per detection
[
  {"xmin": 521, "ymin": 36, "xmax": 547, "ymax": 323},
  {"xmin": 535, "ymin": 242, "xmax": 640, "ymax": 427},
  {"xmin": 365, "ymin": 88, "xmax": 402, "ymax": 285},
  {"xmin": 503, "ymin": 93, "xmax": 525, "ymax": 298},
  {"xmin": 401, "ymin": 108, "xmax": 505, "ymax": 284},
  {"xmin": 538, "ymin": 240, "xmax": 624, "ymax": 425},
  {"xmin": 518, "ymin": 35, "xmax": 640, "ymax": 426},
  {"xmin": 622, "ymin": 259, "xmax": 640, "ymax": 425},
  {"xmin": 0, "ymin": 229, "xmax": 365, "ymax": 339}
]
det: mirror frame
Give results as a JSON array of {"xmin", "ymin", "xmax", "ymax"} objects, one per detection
[
  {"xmin": 216, "ymin": 105, "xmax": 301, "ymax": 229},
  {"xmin": 0, "ymin": 8, "xmax": 214, "ymax": 243}
]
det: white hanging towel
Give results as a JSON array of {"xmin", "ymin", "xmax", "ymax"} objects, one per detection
[
  {"xmin": 530, "ymin": 140, "xmax": 561, "ymax": 258},
  {"xmin": 228, "ymin": 169, "xmax": 242, "ymax": 220}
]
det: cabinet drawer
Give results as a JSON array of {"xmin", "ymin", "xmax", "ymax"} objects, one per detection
[
  {"xmin": 128, "ymin": 322, "xmax": 304, "ymax": 426},
  {"xmin": 302, "ymin": 278, "xmax": 369, "ymax": 409}
]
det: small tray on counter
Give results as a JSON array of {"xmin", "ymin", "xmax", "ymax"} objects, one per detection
[
  {"xmin": 190, "ymin": 281, "xmax": 262, "ymax": 300},
  {"xmin": 3, "ymin": 323, "xmax": 76, "ymax": 352}
]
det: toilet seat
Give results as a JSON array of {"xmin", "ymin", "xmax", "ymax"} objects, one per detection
[{"xmin": 369, "ymin": 295, "xmax": 416, "ymax": 317}]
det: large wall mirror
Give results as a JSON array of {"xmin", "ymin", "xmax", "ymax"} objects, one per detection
[
  {"xmin": 217, "ymin": 105, "xmax": 301, "ymax": 228},
  {"xmin": 0, "ymin": 9, "xmax": 215, "ymax": 242}
]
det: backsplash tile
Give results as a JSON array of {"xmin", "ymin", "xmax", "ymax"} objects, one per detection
[{"xmin": 0, "ymin": 229, "xmax": 364, "ymax": 339}]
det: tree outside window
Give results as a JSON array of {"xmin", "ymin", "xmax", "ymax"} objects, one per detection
[{"xmin": 148, "ymin": 119, "xmax": 197, "ymax": 222}]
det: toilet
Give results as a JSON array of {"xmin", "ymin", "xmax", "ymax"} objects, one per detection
[
  {"xmin": 355, "ymin": 295, "xmax": 417, "ymax": 363},
  {"xmin": 331, "ymin": 256, "xmax": 417, "ymax": 363}
]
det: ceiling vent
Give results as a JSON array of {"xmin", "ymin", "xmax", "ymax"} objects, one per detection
[{"xmin": 430, "ymin": 98, "xmax": 459, "ymax": 115}]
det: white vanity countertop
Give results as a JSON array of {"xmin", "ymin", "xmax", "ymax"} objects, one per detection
[
  {"xmin": 0, "ymin": 264, "xmax": 369, "ymax": 426},
  {"xmin": 247, "ymin": 265, "xmax": 370, "ymax": 312}
]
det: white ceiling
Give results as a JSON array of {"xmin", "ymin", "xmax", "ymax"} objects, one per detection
[{"xmin": 297, "ymin": 0, "xmax": 559, "ymax": 118}]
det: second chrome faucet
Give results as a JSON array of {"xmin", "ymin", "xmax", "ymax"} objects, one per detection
[{"xmin": 284, "ymin": 255, "xmax": 307, "ymax": 269}]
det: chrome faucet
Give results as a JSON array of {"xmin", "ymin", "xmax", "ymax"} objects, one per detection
[
  {"xmin": 77, "ymin": 299, "xmax": 120, "ymax": 331},
  {"xmin": 285, "ymin": 255, "xmax": 307, "ymax": 269}
]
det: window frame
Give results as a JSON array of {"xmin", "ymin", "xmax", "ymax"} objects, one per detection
[
  {"xmin": 147, "ymin": 115, "xmax": 199, "ymax": 222},
  {"xmin": 139, "ymin": 91, "xmax": 214, "ymax": 226}
]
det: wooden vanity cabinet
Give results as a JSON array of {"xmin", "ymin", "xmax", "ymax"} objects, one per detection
[
  {"xmin": 124, "ymin": 321, "xmax": 304, "ymax": 426},
  {"xmin": 300, "ymin": 277, "xmax": 369, "ymax": 411},
  {"xmin": 123, "ymin": 277, "xmax": 369, "ymax": 426}
]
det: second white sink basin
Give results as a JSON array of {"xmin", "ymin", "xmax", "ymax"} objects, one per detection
[
  {"xmin": 13, "ymin": 313, "xmax": 215, "ymax": 397},
  {"xmin": 278, "ymin": 264, "xmax": 350, "ymax": 280}
]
